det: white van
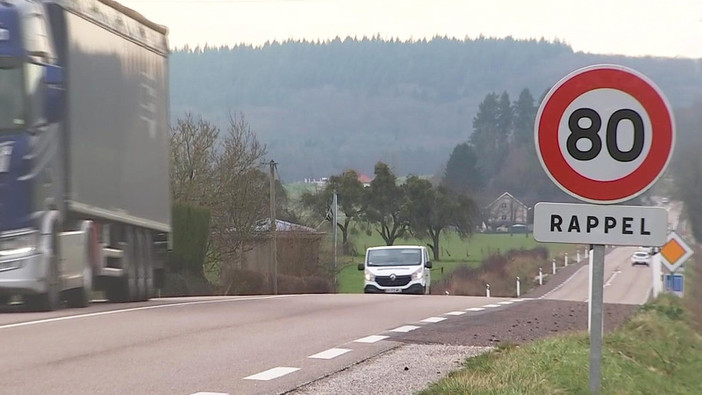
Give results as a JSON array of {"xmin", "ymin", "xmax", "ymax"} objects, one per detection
[{"xmin": 357, "ymin": 245, "xmax": 432, "ymax": 294}]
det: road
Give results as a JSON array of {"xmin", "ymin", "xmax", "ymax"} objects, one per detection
[
  {"xmin": 0, "ymin": 294, "xmax": 524, "ymax": 395},
  {"xmin": 541, "ymin": 246, "xmax": 652, "ymax": 304}
]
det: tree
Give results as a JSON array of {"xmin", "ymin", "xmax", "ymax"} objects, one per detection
[
  {"xmin": 363, "ymin": 162, "xmax": 408, "ymax": 246},
  {"xmin": 470, "ymin": 92, "xmax": 503, "ymax": 179},
  {"xmin": 496, "ymin": 91, "xmax": 513, "ymax": 148},
  {"xmin": 405, "ymin": 176, "xmax": 477, "ymax": 261},
  {"xmin": 443, "ymin": 142, "xmax": 484, "ymax": 194},
  {"xmin": 169, "ymin": 113, "xmax": 218, "ymax": 204},
  {"xmin": 207, "ymin": 114, "xmax": 269, "ymax": 293},
  {"xmin": 512, "ymin": 88, "xmax": 537, "ymax": 146},
  {"xmin": 301, "ymin": 170, "xmax": 364, "ymax": 254}
]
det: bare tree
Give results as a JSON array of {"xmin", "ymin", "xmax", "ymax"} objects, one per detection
[
  {"xmin": 208, "ymin": 113, "xmax": 269, "ymax": 293},
  {"xmin": 169, "ymin": 113, "xmax": 219, "ymax": 204}
]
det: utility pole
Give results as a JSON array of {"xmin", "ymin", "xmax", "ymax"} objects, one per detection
[
  {"xmin": 269, "ymin": 160, "xmax": 277, "ymax": 295},
  {"xmin": 332, "ymin": 191, "xmax": 338, "ymax": 285}
]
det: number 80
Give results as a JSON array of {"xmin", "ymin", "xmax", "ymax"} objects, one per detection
[{"xmin": 566, "ymin": 108, "xmax": 644, "ymax": 162}]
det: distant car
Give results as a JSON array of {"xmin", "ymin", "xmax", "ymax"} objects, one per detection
[{"xmin": 631, "ymin": 250, "xmax": 651, "ymax": 266}]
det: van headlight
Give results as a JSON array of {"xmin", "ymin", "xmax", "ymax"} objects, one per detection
[
  {"xmin": 412, "ymin": 269, "xmax": 424, "ymax": 280},
  {"xmin": 364, "ymin": 271, "xmax": 375, "ymax": 281},
  {"xmin": 0, "ymin": 231, "xmax": 38, "ymax": 258}
]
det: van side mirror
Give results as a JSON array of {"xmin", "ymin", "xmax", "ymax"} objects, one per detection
[
  {"xmin": 425, "ymin": 261, "xmax": 432, "ymax": 269},
  {"xmin": 357, "ymin": 263, "xmax": 364, "ymax": 271}
]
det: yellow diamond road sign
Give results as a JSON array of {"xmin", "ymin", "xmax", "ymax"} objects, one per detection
[{"xmin": 660, "ymin": 231, "xmax": 694, "ymax": 272}]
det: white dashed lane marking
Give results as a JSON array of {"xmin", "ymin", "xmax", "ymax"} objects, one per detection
[
  {"xmin": 354, "ymin": 335, "xmax": 389, "ymax": 343},
  {"xmin": 466, "ymin": 307, "xmax": 485, "ymax": 312},
  {"xmin": 445, "ymin": 311, "xmax": 466, "ymax": 316},
  {"xmin": 421, "ymin": 317, "xmax": 447, "ymax": 323},
  {"xmin": 308, "ymin": 348, "xmax": 351, "ymax": 360},
  {"xmin": 191, "ymin": 392, "xmax": 229, "ymax": 395},
  {"xmin": 483, "ymin": 304, "xmax": 501, "ymax": 308},
  {"xmin": 498, "ymin": 301, "xmax": 514, "ymax": 305},
  {"xmin": 244, "ymin": 367, "xmax": 300, "ymax": 381},
  {"xmin": 390, "ymin": 325, "xmax": 420, "ymax": 333}
]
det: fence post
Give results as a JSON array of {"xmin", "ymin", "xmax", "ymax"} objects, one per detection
[
  {"xmin": 516, "ymin": 277, "xmax": 521, "ymax": 297},
  {"xmin": 552, "ymin": 258, "xmax": 556, "ymax": 274},
  {"xmin": 486, "ymin": 283, "xmax": 491, "ymax": 298},
  {"xmin": 539, "ymin": 267, "xmax": 543, "ymax": 285}
]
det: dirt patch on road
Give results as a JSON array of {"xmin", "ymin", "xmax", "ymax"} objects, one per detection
[{"xmin": 395, "ymin": 300, "xmax": 639, "ymax": 346}]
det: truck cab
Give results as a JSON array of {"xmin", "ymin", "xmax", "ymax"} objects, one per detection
[{"xmin": 358, "ymin": 245, "xmax": 432, "ymax": 294}]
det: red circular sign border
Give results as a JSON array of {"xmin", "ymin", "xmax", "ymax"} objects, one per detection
[{"xmin": 536, "ymin": 65, "xmax": 674, "ymax": 203}]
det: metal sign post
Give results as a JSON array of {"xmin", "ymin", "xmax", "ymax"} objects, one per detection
[{"xmin": 589, "ymin": 245, "xmax": 605, "ymax": 392}]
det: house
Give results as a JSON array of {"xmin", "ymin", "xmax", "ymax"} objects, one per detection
[
  {"xmin": 485, "ymin": 192, "xmax": 529, "ymax": 231},
  {"xmin": 357, "ymin": 173, "xmax": 373, "ymax": 187},
  {"xmin": 242, "ymin": 219, "xmax": 325, "ymax": 276}
]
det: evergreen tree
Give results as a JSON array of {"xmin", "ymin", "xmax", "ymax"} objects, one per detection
[
  {"xmin": 470, "ymin": 92, "xmax": 501, "ymax": 180},
  {"xmin": 512, "ymin": 88, "xmax": 537, "ymax": 146},
  {"xmin": 443, "ymin": 142, "xmax": 484, "ymax": 194}
]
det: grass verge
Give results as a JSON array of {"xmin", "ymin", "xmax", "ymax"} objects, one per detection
[{"xmin": 420, "ymin": 294, "xmax": 702, "ymax": 395}]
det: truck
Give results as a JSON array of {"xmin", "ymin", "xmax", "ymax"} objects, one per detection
[
  {"xmin": 0, "ymin": 0, "xmax": 170, "ymax": 310},
  {"xmin": 357, "ymin": 245, "xmax": 432, "ymax": 294}
]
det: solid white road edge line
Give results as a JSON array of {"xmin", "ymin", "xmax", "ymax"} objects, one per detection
[
  {"xmin": 466, "ymin": 307, "xmax": 485, "ymax": 312},
  {"xmin": 308, "ymin": 348, "xmax": 351, "ymax": 360},
  {"xmin": 390, "ymin": 325, "xmax": 420, "ymax": 333},
  {"xmin": 421, "ymin": 317, "xmax": 447, "ymax": 323},
  {"xmin": 0, "ymin": 295, "xmax": 294, "ymax": 331},
  {"xmin": 354, "ymin": 335, "xmax": 389, "ymax": 343},
  {"xmin": 244, "ymin": 367, "xmax": 300, "ymax": 381}
]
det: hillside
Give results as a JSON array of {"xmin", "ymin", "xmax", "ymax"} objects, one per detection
[{"xmin": 170, "ymin": 37, "xmax": 702, "ymax": 182}]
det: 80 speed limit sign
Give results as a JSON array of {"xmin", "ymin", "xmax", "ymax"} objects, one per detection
[{"xmin": 535, "ymin": 64, "xmax": 675, "ymax": 204}]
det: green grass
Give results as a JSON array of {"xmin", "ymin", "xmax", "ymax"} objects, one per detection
[
  {"xmin": 336, "ymin": 231, "xmax": 579, "ymax": 293},
  {"xmin": 421, "ymin": 294, "xmax": 702, "ymax": 395}
]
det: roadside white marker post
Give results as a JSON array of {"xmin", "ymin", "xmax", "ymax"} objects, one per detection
[
  {"xmin": 565, "ymin": 253, "xmax": 568, "ymax": 267},
  {"xmin": 577, "ymin": 251, "xmax": 581, "ymax": 263},
  {"xmin": 539, "ymin": 267, "xmax": 543, "ymax": 285},
  {"xmin": 552, "ymin": 258, "xmax": 556, "ymax": 275},
  {"xmin": 652, "ymin": 250, "xmax": 662, "ymax": 298},
  {"xmin": 532, "ymin": 65, "xmax": 675, "ymax": 394},
  {"xmin": 486, "ymin": 283, "xmax": 490, "ymax": 298},
  {"xmin": 516, "ymin": 277, "xmax": 521, "ymax": 297}
]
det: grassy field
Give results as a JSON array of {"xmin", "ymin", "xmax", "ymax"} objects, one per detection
[
  {"xmin": 337, "ymin": 231, "xmax": 579, "ymax": 293},
  {"xmin": 420, "ymin": 294, "xmax": 702, "ymax": 394}
]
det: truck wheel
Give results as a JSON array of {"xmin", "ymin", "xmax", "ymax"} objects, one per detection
[
  {"xmin": 143, "ymin": 232, "xmax": 154, "ymax": 300},
  {"xmin": 28, "ymin": 234, "xmax": 61, "ymax": 311},
  {"xmin": 68, "ymin": 223, "xmax": 96, "ymax": 308},
  {"xmin": 68, "ymin": 260, "xmax": 92, "ymax": 308},
  {"xmin": 136, "ymin": 230, "xmax": 148, "ymax": 302},
  {"xmin": 125, "ymin": 228, "xmax": 139, "ymax": 302}
]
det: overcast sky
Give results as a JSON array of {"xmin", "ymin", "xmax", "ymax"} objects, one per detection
[{"xmin": 120, "ymin": 0, "xmax": 702, "ymax": 58}]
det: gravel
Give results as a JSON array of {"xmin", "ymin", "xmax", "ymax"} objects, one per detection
[{"xmin": 289, "ymin": 344, "xmax": 492, "ymax": 395}]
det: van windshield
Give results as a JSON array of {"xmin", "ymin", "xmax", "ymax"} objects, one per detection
[{"xmin": 367, "ymin": 248, "xmax": 422, "ymax": 266}]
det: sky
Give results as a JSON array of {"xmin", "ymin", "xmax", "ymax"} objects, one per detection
[{"xmin": 118, "ymin": 0, "xmax": 702, "ymax": 58}]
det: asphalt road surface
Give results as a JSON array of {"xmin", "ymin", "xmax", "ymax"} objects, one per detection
[{"xmin": 0, "ymin": 294, "xmax": 525, "ymax": 395}]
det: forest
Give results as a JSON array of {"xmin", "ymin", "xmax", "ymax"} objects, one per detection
[{"xmin": 170, "ymin": 36, "xmax": 702, "ymax": 184}]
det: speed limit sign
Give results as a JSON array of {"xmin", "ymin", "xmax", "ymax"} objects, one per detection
[{"xmin": 535, "ymin": 64, "xmax": 675, "ymax": 204}]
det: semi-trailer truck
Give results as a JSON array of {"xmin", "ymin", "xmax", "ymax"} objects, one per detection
[{"xmin": 0, "ymin": 0, "xmax": 170, "ymax": 310}]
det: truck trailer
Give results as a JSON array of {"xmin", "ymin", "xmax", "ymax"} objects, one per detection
[{"xmin": 0, "ymin": 0, "xmax": 170, "ymax": 310}]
